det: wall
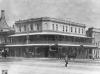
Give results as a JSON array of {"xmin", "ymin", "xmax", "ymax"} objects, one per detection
[
  {"xmin": 87, "ymin": 28, "xmax": 100, "ymax": 59},
  {"xmin": 42, "ymin": 21, "xmax": 86, "ymax": 36},
  {"xmin": 92, "ymin": 32, "xmax": 100, "ymax": 59},
  {"xmin": 14, "ymin": 21, "xmax": 42, "ymax": 33}
]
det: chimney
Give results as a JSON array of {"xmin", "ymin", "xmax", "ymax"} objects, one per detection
[{"xmin": 1, "ymin": 10, "xmax": 5, "ymax": 19}]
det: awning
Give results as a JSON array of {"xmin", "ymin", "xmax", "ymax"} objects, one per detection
[
  {"xmin": 5, "ymin": 43, "xmax": 80, "ymax": 47},
  {"xmin": 83, "ymin": 45, "xmax": 97, "ymax": 48},
  {"xmin": 5, "ymin": 44, "xmax": 55, "ymax": 47},
  {"xmin": 9, "ymin": 32, "xmax": 92, "ymax": 38},
  {"xmin": 5, "ymin": 43, "xmax": 97, "ymax": 48},
  {"xmin": 58, "ymin": 44, "xmax": 80, "ymax": 47}
]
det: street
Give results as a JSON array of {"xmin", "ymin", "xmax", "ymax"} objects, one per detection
[{"xmin": 0, "ymin": 58, "xmax": 100, "ymax": 74}]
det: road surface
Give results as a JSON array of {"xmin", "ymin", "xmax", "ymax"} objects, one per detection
[{"xmin": 0, "ymin": 58, "xmax": 100, "ymax": 74}]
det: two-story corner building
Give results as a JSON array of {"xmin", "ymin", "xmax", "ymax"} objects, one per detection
[
  {"xmin": 0, "ymin": 10, "xmax": 14, "ymax": 52},
  {"xmin": 87, "ymin": 27, "xmax": 100, "ymax": 59},
  {"xmin": 6, "ymin": 17, "xmax": 96, "ymax": 58}
]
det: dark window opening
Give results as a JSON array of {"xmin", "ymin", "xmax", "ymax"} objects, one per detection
[{"xmin": 71, "ymin": 27, "xmax": 73, "ymax": 32}]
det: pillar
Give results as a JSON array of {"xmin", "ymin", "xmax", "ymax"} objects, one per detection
[
  {"xmin": 48, "ymin": 46, "xmax": 51, "ymax": 57},
  {"xmin": 76, "ymin": 47, "xmax": 79, "ymax": 58},
  {"xmin": 84, "ymin": 49, "xmax": 87, "ymax": 58},
  {"xmin": 34, "ymin": 47, "xmax": 38, "ymax": 57},
  {"xmin": 14, "ymin": 48, "xmax": 16, "ymax": 57},
  {"xmin": 26, "ymin": 35, "xmax": 29, "ymax": 44},
  {"xmin": 87, "ymin": 49, "xmax": 89, "ymax": 59},
  {"xmin": 20, "ymin": 48, "xmax": 23, "ymax": 57},
  {"xmin": 58, "ymin": 47, "xmax": 61, "ymax": 59}
]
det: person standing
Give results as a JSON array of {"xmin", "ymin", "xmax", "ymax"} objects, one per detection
[
  {"xmin": 4, "ymin": 49, "xmax": 8, "ymax": 58},
  {"xmin": 65, "ymin": 55, "xmax": 68, "ymax": 67},
  {"xmin": 1, "ymin": 49, "xmax": 8, "ymax": 59},
  {"xmin": 1, "ymin": 49, "xmax": 4, "ymax": 58}
]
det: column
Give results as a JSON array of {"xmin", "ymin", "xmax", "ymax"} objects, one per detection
[
  {"xmin": 86, "ymin": 49, "xmax": 89, "ymax": 59},
  {"xmin": 99, "ymin": 50, "xmax": 100, "ymax": 58},
  {"xmin": 14, "ymin": 48, "xmax": 16, "ymax": 57},
  {"xmin": 76, "ymin": 47, "xmax": 79, "ymax": 58},
  {"xmin": 83, "ymin": 48, "xmax": 86, "ymax": 59},
  {"xmin": 26, "ymin": 35, "xmax": 29, "ymax": 44},
  {"xmin": 58, "ymin": 47, "xmax": 61, "ymax": 59},
  {"xmin": 10, "ymin": 37, "xmax": 13, "ymax": 44},
  {"xmin": 20, "ymin": 48, "xmax": 23, "ymax": 57},
  {"xmin": 92, "ymin": 49, "xmax": 95, "ymax": 59},
  {"xmin": 48, "ymin": 46, "xmax": 51, "ymax": 57},
  {"xmin": 34, "ymin": 47, "xmax": 38, "ymax": 57}
]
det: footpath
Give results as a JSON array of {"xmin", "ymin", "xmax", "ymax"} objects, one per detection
[{"xmin": 0, "ymin": 57, "xmax": 100, "ymax": 64}]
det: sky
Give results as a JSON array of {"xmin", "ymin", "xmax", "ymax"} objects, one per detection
[{"xmin": 0, "ymin": 0, "xmax": 100, "ymax": 28}]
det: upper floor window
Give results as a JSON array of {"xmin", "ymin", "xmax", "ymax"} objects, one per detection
[
  {"xmin": 34, "ymin": 24, "xmax": 38, "ymax": 31},
  {"xmin": 79, "ymin": 28, "xmax": 80, "ymax": 33},
  {"xmin": 52, "ymin": 24, "xmax": 54, "ymax": 31},
  {"xmin": 75, "ymin": 27, "xmax": 77, "ymax": 33},
  {"xmin": 36, "ymin": 24, "xmax": 39, "ymax": 30},
  {"xmin": 71, "ymin": 27, "xmax": 73, "ymax": 32},
  {"xmin": 63, "ymin": 26, "xmax": 64, "ymax": 32},
  {"xmin": 30, "ymin": 24, "xmax": 33, "ymax": 31},
  {"xmin": 66, "ymin": 26, "xmax": 67, "ymax": 32},
  {"xmin": 19, "ymin": 26, "xmax": 21, "ymax": 32},
  {"xmin": 24, "ymin": 25, "xmax": 26, "ymax": 31},
  {"xmin": 82, "ymin": 28, "xmax": 84, "ymax": 34},
  {"xmin": 56, "ymin": 24, "xmax": 58, "ymax": 31}
]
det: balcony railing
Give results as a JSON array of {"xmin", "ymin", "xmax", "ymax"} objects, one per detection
[{"xmin": 8, "ymin": 40, "xmax": 94, "ymax": 46}]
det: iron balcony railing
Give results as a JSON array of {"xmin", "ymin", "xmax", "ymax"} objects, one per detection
[{"xmin": 7, "ymin": 40, "xmax": 94, "ymax": 46}]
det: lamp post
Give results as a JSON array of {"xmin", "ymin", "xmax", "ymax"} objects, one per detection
[{"xmin": 55, "ymin": 35, "xmax": 59, "ymax": 58}]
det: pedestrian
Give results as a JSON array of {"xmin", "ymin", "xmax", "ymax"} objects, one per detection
[
  {"xmin": 1, "ymin": 49, "xmax": 8, "ymax": 59},
  {"xmin": 1, "ymin": 49, "xmax": 5, "ymax": 58},
  {"xmin": 4, "ymin": 49, "xmax": 8, "ymax": 58},
  {"xmin": 65, "ymin": 55, "xmax": 68, "ymax": 67}
]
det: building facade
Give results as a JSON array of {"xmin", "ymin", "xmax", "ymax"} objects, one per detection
[
  {"xmin": 87, "ymin": 28, "xmax": 100, "ymax": 59},
  {"xmin": 6, "ymin": 17, "xmax": 96, "ymax": 58},
  {"xmin": 0, "ymin": 10, "xmax": 14, "ymax": 54}
]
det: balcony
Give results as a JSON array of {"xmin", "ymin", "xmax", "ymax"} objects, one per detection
[{"xmin": 8, "ymin": 40, "xmax": 94, "ymax": 47}]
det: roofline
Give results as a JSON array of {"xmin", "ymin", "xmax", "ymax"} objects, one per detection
[{"xmin": 15, "ymin": 17, "xmax": 86, "ymax": 28}]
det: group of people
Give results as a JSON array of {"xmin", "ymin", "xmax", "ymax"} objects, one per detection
[{"xmin": 0, "ymin": 49, "xmax": 8, "ymax": 59}]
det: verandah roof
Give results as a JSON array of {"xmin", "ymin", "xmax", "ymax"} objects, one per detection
[
  {"xmin": 5, "ymin": 43, "xmax": 97, "ymax": 48},
  {"xmin": 9, "ymin": 32, "xmax": 92, "ymax": 38}
]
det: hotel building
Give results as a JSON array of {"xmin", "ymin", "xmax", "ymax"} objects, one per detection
[{"xmin": 6, "ymin": 17, "xmax": 97, "ymax": 58}]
